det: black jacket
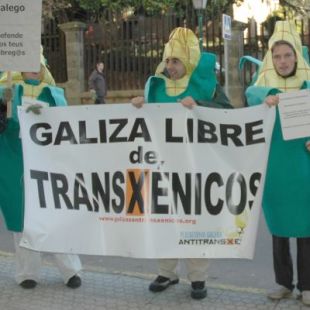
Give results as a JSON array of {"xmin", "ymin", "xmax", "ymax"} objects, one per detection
[{"xmin": 88, "ymin": 70, "xmax": 107, "ymax": 97}]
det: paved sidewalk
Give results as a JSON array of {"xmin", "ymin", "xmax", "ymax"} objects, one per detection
[{"xmin": 0, "ymin": 253, "xmax": 308, "ymax": 310}]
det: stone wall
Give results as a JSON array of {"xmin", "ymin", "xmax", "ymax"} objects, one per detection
[{"xmin": 80, "ymin": 90, "xmax": 144, "ymax": 105}]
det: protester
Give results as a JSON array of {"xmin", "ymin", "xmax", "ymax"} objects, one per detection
[
  {"xmin": 244, "ymin": 21, "xmax": 310, "ymax": 306},
  {"xmin": 132, "ymin": 27, "xmax": 232, "ymax": 300},
  {"xmin": 0, "ymin": 57, "xmax": 82, "ymax": 289},
  {"xmin": 88, "ymin": 61, "xmax": 107, "ymax": 104}
]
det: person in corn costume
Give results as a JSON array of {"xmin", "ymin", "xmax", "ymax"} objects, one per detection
[
  {"xmin": 132, "ymin": 27, "xmax": 232, "ymax": 300},
  {"xmin": 132, "ymin": 27, "xmax": 232, "ymax": 109},
  {"xmin": 0, "ymin": 54, "xmax": 82, "ymax": 290},
  {"xmin": 0, "ymin": 62, "xmax": 63, "ymax": 232},
  {"xmin": 244, "ymin": 21, "xmax": 310, "ymax": 304}
]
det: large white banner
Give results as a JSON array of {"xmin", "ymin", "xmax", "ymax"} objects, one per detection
[
  {"xmin": 0, "ymin": 0, "xmax": 42, "ymax": 71},
  {"xmin": 18, "ymin": 103, "xmax": 275, "ymax": 259}
]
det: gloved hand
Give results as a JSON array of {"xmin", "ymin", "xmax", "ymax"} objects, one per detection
[{"xmin": 25, "ymin": 103, "xmax": 43, "ymax": 115}]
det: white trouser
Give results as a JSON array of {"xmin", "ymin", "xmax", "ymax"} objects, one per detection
[
  {"xmin": 14, "ymin": 233, "xmax": 82, "ymax": 284},
  {"xmin": 158, "ymin": 258, "xmax": 209, "ymax": 282}
]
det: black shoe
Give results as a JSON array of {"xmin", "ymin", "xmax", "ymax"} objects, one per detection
[
  {"xmin": 66, "ymin": 275, "xmax": 81, "ymax": 289},
  {"xmin": 191, "ymin": 281, "xmax": 207, "ymax": 300},
  {"xmin": 20, "ymin": 279, "xmax": 37, "ymax": 289},
  {"xmin": 149, "ymin": 275, "xmax": 179, "ymax": 292}
]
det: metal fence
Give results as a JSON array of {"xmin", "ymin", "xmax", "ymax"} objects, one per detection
[
  {"xmin": 41, "ymin": 19, "xmax": 67, "ymax": 83},
  {"xmin": 42, "ymin": 11, "xmax": 310, "ymax": 91},
  {"xmin": 83, "ymin": 6, "xmax": 229, "ymax": 90},
  {"xmin": 84, "ymin": 10, "xmax": 190, "ymax": 90}
]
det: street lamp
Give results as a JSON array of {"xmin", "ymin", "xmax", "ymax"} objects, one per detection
[{"xmin": 192, "ymin": 0, "xmax": 208, "ymax": 51}]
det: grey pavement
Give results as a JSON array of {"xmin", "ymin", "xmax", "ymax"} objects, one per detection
[{"xmin": 0, "ymin": 251, "xmax": 308, "ymax": 310}]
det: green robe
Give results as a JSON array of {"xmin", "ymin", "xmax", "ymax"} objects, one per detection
[
  {"xmin": 246, "ymin": 84, "xmax": 310, "ymax": 237},
  {"xmin": 0, "ymin": 82, "xmax": 66, "ymax": 232}
]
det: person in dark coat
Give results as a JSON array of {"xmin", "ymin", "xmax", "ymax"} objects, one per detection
[{"xmin": 88, "ymin": 62, "xmax": 107, "ymax": 104}]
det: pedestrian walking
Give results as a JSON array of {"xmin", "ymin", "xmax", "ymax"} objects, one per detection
[{"xmin": 88, "ymin": 61, "xmax": 107, "ymax": 104}]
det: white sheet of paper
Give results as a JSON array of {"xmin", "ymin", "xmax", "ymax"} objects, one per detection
[
  {"xmin": 278, "ymin": 89, "xmax": 310, "ymax": 140},
  {"xmin": 0, "ymin": 0, "xmax": 42, "ymax": 71}
]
